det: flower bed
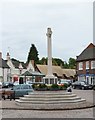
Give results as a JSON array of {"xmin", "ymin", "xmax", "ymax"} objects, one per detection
[{"xmin": 32, "ymin": 83, "xmax": 68, "ymax": 91}]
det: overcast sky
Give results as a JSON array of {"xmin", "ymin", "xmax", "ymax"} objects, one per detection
[{"xmin": 0, "ymin": 0, "xmax": 94, "ymax": 63}]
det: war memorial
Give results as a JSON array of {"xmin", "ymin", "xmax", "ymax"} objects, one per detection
[{"xmin": 14, "ymin": 28, "xmax": 90, "ymax": 110}]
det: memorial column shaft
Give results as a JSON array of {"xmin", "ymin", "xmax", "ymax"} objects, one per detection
[{"xmin": 47, "ymin": 28, "xmax": 52, "ymax": 76}]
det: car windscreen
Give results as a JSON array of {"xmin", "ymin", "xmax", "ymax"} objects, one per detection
[
  {"xmin": 60, "ymin": 79, "xmax": 67, "ymax": 82},
  {"xmin": 81, "ymin": 82, "xmax": 85, "ymax": 85}
]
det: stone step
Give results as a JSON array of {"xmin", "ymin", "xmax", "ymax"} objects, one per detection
[
  {"xmin": 19, "ymin": 96, "xmax": 81, "ymax": 101},
  {"xmin": 15, "ymin": 99, "xmax": 86, "ymax": 104},
  {"xmin": 24, "ymin": 94, "xmax": 77, "ymax": 98},
  {"xmin": 15, "ymin": 92, "xmax": 86, "ymax": 109},
  {"xmin": 28, "ymin": 92, "xmax": 72, "ymax": 95}
]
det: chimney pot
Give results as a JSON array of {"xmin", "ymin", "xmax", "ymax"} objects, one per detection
[{"xmin": 7, "ymin": 52, "xmax": 10, "ymax": 60}]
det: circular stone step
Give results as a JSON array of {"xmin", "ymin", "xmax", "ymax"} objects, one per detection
[
  {"xmin": 15, "ymin": 91, "xmax": 86, "ymax": 109},
  {"xmin": 16, "ymin": 99, "xmax": 86, "ymax": 104},
  {"xmin": 19, "ymin": 96, "xmax": 81, "ymax": 101}
]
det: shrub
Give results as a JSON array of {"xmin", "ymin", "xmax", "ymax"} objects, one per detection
[
  {"xmin": 50, "ymin": 84, "xmax": 59, "ymax": 90},
  {"xmin": 38, "ymin": 84, "xmax": 47, "ymax": 88},
  {"xmin": 46, "ymin": 84, "xmax": 52, "ymax": 90},
  {"xmin": 58, "ymin": 83, "xmax": 68, "ymax": 90},
  {"xmin": 32, "ymin": 84, "xmax": 36, "ymax": 89},
  {"xmin": 58, "ymin": 84, "xmax": 64, "ymax": 90},
  {"xmin": 63, "ymin": 83, "xmax": 68, "ymax": 89},
  {"xmin": 32, "ymin": 84, "xmax": 39, "ymax": 90}
]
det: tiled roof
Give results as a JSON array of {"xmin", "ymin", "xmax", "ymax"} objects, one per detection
[
  {"xmin": 76, "ymin": 43, "xmax": 95, "ymax": 61},
  {"xmin": 0, "ymin": 58, "xmax": 9, "ymax": 68},
  {"xmin": 21, "ymin": 70, "xmax": 45, "ymax": 76},
  {"xmin": 11, "ymin": 59, "xmax": 27, "ymax": 69}
]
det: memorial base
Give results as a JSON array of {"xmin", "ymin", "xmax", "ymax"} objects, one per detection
[{"xmin": 43, "ymin": 75, "xmax": 58, "ymax": 84}]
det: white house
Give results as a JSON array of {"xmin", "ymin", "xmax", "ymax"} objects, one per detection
[
  {"xmin": 6, "ymin": 52, "xmax": 27, "ymax": 82},
  {"xmin": 0, "ymin": 52, "xmax": 10, "ymax": 82},
  {"xmin": 6, "ymin": 52, "xmax": 35, "ymax": 83}
]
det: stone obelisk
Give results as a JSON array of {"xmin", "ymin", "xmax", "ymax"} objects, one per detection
[{"xmin": 43, "ymin": 28, "xmax": 58, "ymax": 84}]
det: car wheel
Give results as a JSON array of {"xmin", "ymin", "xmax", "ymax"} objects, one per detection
[
  {"xmin": 93, "ymin": 85, "xmax": 95, "ymax": 90},
  {"xmin": 81, "ymin": 86, "xmax": 84, "ymax": 90}
]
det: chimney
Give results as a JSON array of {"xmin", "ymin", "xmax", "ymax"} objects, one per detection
[
  {"xmin": 0, "ymin": 52, "xmax": 2, "ymax": 59},
  {"xmin": 6, "ymin": 52, "xmax": 10, "ymax": 60}
]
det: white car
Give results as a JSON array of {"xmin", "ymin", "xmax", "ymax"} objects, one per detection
[
  {"xmin": 57, "ymin": 79, "xmax": 69, "ymax": 85},
  {"xmin": 13, "ymin": 81, "xmax": 19, "ymax": 86}
]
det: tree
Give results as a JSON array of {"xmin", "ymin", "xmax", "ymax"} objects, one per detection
[
  {"xmin": 39, "ymin": 57, "xmax": 47, "ymax": 65},
  {"xmin": 39, "ymin": 57, "xmax": 64, "ymax": 66},
  {"xmin": 52, "ymin": 58, "xmax": 58, "ymax": 66},
  {"xmin": 53, "ymin": 58, "xmax": 64, "ymax": 67},
  {"xmin": 63, "ymin": 61, "xmax": 69, "ymax": 68},
  {"xmin": 68, "ymin": 58, "xmax": 76, "ymax": 69},
  {"xmin": 27, "ymin": 44, "xmax": 39, "ymax": 64}
]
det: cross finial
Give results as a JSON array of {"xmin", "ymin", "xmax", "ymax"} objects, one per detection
[{"xmin": 46, "ymin": 28, "xmax": 52, "ymax": 38}]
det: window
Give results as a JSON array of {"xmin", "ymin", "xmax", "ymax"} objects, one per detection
[
  {"xmin": 86, "ymin": 61, "xmax": 89, "ymax": 69},
  {"xmin": 22, "ymin": 85, "xmax": 29, "ymax": 89},
  {"xmin": 91, "ymin": 61, "xmax": 95, "ymax": 69},
  {"xmin": 14, "ymin": 85, "xmax": 21, "ymax": 90},
  {"xmin": 79, "ymin": 62, "xmax": 83, "ymax": 70}
]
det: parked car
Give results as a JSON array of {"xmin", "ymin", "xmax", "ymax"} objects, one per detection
[
  {"xmin": 2, "ymin": 82, "xmax": 14, "ymax": 88},
  {"xmin": 26, "ymin": 81, "xmax": 33, "ymax": 86},
  {"xmin": 26, "ymin": 81, "xmax": 44, "ymax": 86},
  {"xmin": 13, "ymin": 81, "xmax": 19, "ymax": 86},
  {"xmin": 11, "ymin": 84, "xmax": 33, "ymax": 98},
  {"xmin": 93, "ymin": 85, "xmax": 95, "ymax": 90},
  {"xmin": 57, "ymin": 79, "xmax": 71, "ymax": 86},
  {"xmin": 72, "ymin": 81, "xmax": 93, "ymax": 90},
  {"xmin": 0, "ymin": 82, "xmax": 2, "ymax": 85}
]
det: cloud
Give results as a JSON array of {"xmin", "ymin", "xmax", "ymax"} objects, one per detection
[{"xmin": 1, "ymin": 1, "xmax": 93, "ymax": 62}]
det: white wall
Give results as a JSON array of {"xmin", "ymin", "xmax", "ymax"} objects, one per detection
[
  {"xmin": 0, "ymin": 68, "xmax": 3, "ymax": 76},
  {"xmin": 3, "ymin": 68, "xmax": 8, "ymax": 82},
  {"xmin": 0, "ymin": 68, "xmax": 10, "ymax": 82},
  {"xmin": 27, "ymin": 61, "xmax": 34, "ymax": 72},
  {"xmin": 0, "ymin": 68, "xmax": 3, "ymax": 82}
]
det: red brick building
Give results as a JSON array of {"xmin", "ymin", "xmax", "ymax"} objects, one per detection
[{"xmin": 76, "ymin": 43, "xmax": 95, "ymax": 85}]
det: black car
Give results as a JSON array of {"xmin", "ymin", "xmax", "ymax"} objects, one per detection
[
  {"xmin": 92, "ymin": 85, "xmax": 95, "ymax": 90},
  {"xmin": 2, "ymin": 82, "xmax": 14, "ymax": 88},
  {"xmin": 72, "ymin": 81, "xmax": 92, "ymax": 90}
]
